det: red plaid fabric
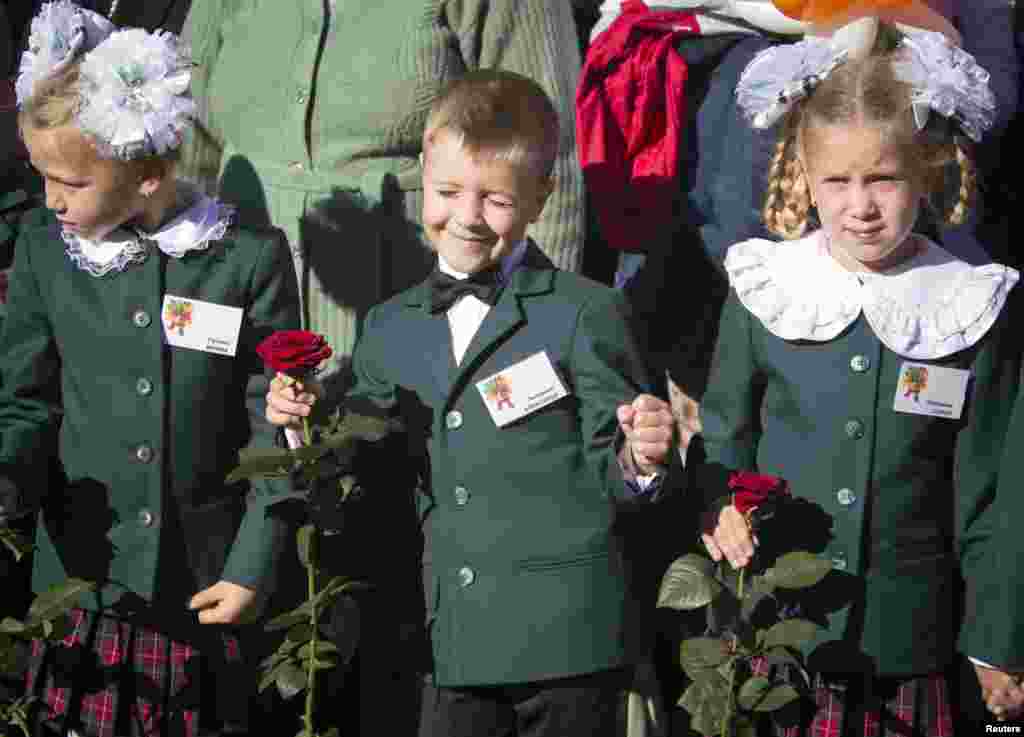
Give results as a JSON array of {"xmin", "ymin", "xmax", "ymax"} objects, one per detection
[
  {"xmin": 749, "ymin": 656, "xmax": 954, "ymax": 737},
  {"xmin": 26, "ymin": 608, "xmax": 242, "ymax": 737}
]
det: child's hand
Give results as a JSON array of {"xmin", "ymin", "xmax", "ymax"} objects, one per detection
[
  {"xmin": 974, "ymin": 662, "xmax": 1024, "ymax": 722},
  {"xmin": 701, "ymin": 504, "xmax": 756, "ymax": 569},
  {"xmin": 265, "ymin": 371, "xmax": 322, "ymax": 428},
  {"xmin": 189, "ymin": 580, "xmax": 261, "ymax": 625},
  {"xmin": 617, "ymin": 394, "xmax": 674, "ymax": 475}
]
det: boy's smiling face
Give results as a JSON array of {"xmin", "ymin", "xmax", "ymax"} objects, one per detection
[{"xmin": 421, "ymin": 128, "xmax": 552, "ymax": 274}]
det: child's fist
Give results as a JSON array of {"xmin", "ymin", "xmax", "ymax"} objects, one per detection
[{"xmin": 617, "ymin": 394, "xmax": 674, "ymax": 475}]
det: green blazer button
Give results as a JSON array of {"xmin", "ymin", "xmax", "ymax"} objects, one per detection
[
  {"xmin": 836, "ymin": 487, "xmax": 857, "ymax": 506},
  {"xmin": 454, "ymin": 486, "xmax": 470, "ymax": 506},
  {"xmin": 136, "ymin": 377, "xmax": 154, "ymax": 396},
  {"xmin": 132, "ymin": 309, "xmax": 151, "ymax": 328},
  {"xmin": 138, "ymin": 509, "xmax": 155, "ymax": 528},
  {"xmin": 457, "ymin": 566, "xmax": 476, "ymax": 588},
  {"xmin": 135, "ymin": 444, "xmax": 154, "ymax": 464},
  {"xmin": 446, "ymin": 410, "xmax": 463, "ymax": 430},
  {"xmin": 850, "ymin": 355, "xmax": 871, "ymax": 373},
  {"xmin": 844, "ymin": 419, "xmax": 865, "ymax": 439}
]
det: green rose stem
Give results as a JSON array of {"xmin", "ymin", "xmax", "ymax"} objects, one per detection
[
  {"xmin": 304, "ymin": 526, "xmax": 320, "ymax": 736},
  {"xmin": 721, "ymin": 565, "xmax": 747, "ymax": 737}
]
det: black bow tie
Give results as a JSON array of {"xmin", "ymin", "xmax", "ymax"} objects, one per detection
[{"xmin": 427, "ymin": 267, "xmax": 502, "ymax": 313}]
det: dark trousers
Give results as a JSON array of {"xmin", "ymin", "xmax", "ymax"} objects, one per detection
[{"xmin": 418, "ymin": 667, "xmax": 632, "ymax": 737}]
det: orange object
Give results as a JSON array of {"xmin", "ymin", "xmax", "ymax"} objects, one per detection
[{"xmin": 771, "ymin": 0, "xmax": 959, "ymax": 42}]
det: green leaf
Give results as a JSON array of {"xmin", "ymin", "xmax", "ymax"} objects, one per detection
[
  {"xmin": 658, "ymin": 554, "xmax": 723, "ymax": 611},
  {"xmin": 286, "ymin": 622, "xmax": 313, "ymax": 644},
  {"xmin": 265, "ymin": 601, "xmax": 315, "ymax": 632},
  {"xmin": 736, "ymin": 676, "xmax": 772, "ymax": 710},
  {"xmin": 0, "ymin": 527, "xmax": 33, "ymax": 562},
  {"xmin": 761, "ymin": 619, "xmax": 821, "ymax": 650},
  {"xmin": 689, "ymin": 699, "xmax": 726, "ymax": 737},
  {"xmin": 226, "ymin": 448, "xmax": 297, "ymax": 483},
  {"xmin": 679, "ymin": 637, "xmax": 729, "ymax": 673},
  {"xmin": 764, "ymin": 647, "xmax": 812, "ymax": 687},
  {"xmin": 25, "ymin": 578, "xmax": 95, "ymax": 625},
  {"xmin": 263, "ymin": 660, "xmax": 306, "ymax": 700},
  {"xmin": 764, "ymin": 551, "xmax": 833, "ymax": 590},
  {"xmin": 296, "ymin": 524, "xmax": 316, "ymax": 568},
  {"xmin": 264, "ymin": 579, "xmax": 368, "ymax": 634},
  {"xmin": 0, "ymin": 618, "xmax": 26, "ymax": 635},
  {"xmin": 752, "ymin": 684, "xmax": 800, "ymax": 712},
  {"xmin": 298, "ymin": 640, "xmax": 339, "ymax": 661},
  {"xmin": 676, "ymin": 670, "xmax": 730, "ymax": 715}
]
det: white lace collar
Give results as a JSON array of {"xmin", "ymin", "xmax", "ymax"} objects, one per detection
[
  {"xmin": 724, "ymin": 231, "xmax": 1019, "ymax": 360},
  {"xmin": 63, "ymin": 189, "xmax": 235, "ymax": 277}
]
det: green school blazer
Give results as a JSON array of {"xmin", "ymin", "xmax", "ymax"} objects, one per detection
[
  {"xmin": 0, "ymin": 213, "xmax": 300, "ymax": 614},
  {"xmin": 343, "ymin": 241, "xmax": 680, "ymax": 686},
  {"xmin": 701, "ymin": 284, "xmax": 1024, "ymax": 676}
]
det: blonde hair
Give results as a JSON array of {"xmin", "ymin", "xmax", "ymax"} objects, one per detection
[
  {"xmin": 423, "ymin": 70, "xmax": 559, "ymax": 178},
  {"xmin": 764, "ymin": 33, "xmax": 975, "ymax": 239},
  {"xmin": 18, "ymin": 62, "xmax": 180, "ymax": 165}
]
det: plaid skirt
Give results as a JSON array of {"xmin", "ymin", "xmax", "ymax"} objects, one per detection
[
  {"xmin": 750, "ymin": 658, "xmax": 955, "ymax": 737},
  {"xmin": 25, "ymin": 608, "xmax": 243, "ymax": 737}
]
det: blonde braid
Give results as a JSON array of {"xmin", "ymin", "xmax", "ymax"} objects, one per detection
[
  {"xmin": 762, "ymin": 132, "xmax": 812, "ymax": 240},
  {"xmin": 945, "ymin": 140, "xmax": 976, "ymax": 226}
]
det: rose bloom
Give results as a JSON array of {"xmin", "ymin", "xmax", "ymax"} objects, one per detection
[
  {"xmin": 728, "ymin": 471, "xmax": 791, "ymax": 515},
  {"xmin": 256, "ymin": 330, "xmax": 332, "ymax": 376}
]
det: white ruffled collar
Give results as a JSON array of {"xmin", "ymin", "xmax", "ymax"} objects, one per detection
[
  {"xmin": 62, "ymin": 189, "xmax": 235, "ymax": 277},
  {"xmin": 724, "ymin": 231, "xmax": 1019, "ymax": 360}
]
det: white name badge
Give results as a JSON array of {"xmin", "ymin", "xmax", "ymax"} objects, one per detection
[
  {"xmin": 476, "ymin": 351, "xmax": 569, "ymax": 427},
  {"xmin": 161, "ymin": 294, "xmax": 243, "ymax": 357},
  {"xmin": 893, "ymin": 362, "xmax": 970, "ymax": 420}
]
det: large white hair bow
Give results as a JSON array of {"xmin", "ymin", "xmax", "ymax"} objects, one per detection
[
  {"xmin": 77, "ymin": 29, "xmax": 195, "ymax": 159},
  {"xmin": 15, "ymin": 0, "xmax": 115, "ymax": 106},
  {"xmin": 893, "ymin": 28, "xmax": 995, "ymax": 142}
]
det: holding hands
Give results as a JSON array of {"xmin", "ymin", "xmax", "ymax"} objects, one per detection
[{"xmin": 616, "ymin": 394, "xmax": 675, "ymax": 476}]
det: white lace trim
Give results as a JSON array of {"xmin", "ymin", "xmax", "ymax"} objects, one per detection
[
  {"xmin": 62, "ymin": 193, "xmax": 234, "ymax": 277},
  {"xmin": 724, "ymin": 232, "xmax": 1019, "ymax": 359}
]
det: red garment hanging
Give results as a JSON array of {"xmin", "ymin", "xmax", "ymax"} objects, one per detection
[{"xmin": 576, "ymin": 0, "xmax": 700, "ymax": 252}]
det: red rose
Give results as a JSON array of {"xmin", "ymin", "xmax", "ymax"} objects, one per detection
[
  {"xmin": 728, "ymin": 471, "xmax": 790, "ymax": 516},
  {"xmin": 256, "ymin": 330, "xmax": 333, "ymax": 377}
]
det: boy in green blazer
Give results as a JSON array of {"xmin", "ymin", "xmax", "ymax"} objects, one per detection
[{"xmin": 267, "ymin": 70, "xmax": 680, "ymax": 737}]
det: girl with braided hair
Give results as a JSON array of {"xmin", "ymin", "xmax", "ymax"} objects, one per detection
[{"xmin": 697, "ymin": 15, "xmax": 1024, "ymax": 733}]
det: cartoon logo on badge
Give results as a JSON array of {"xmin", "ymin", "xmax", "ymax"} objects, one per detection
[
  {"xmin": 901, "ymin": 365, "xmax": 929, "ymax": 402},
  {"xmin": 483, "ymin": 374, "xmax": 515, "ymax": 411},
  {"xmin": 164, "ymin": 298, "xmax": 194, "ymax": 337}
]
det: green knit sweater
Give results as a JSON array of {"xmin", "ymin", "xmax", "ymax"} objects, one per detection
[{"xmin": 182, "ymin": 0, "xmax": 584, "ymax": 274}]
